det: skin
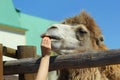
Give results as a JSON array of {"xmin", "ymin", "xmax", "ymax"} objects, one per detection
[{"xmin": 36, "ymin": 37, "xmax": 51, "ymax": 80}]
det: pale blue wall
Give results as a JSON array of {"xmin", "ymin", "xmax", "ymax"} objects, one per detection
[{"xmin": 0, "ymin": 0, "xmax": 20, "ymax": 27}]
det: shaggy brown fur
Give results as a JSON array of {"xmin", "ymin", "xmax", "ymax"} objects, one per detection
[
  {"xmin": 58, "ymin": 11, "xmax": 120, "ymax": 80},
  {"xmin": 63, "ymin": 11, "xmax": 107, "ymax": 51}
]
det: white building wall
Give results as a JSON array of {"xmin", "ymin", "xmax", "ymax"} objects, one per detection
[{"xmin": 0, "ymin": 29, "xmax": 26, "ymax": 49}]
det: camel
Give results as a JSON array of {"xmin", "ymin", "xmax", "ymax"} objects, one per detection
[{"xmin": 42, "ymin": 11, "xmax": 120, "ymax": 80}]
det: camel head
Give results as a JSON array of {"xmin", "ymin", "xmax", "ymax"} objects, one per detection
[{"xmin": 42, "ymin": 11, "xmax": 107, "ymax": 55}]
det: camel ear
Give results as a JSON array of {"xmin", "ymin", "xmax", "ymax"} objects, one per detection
[{"xmin": 96, "ymin": 35, "xmax": 104, "ymax": 46}]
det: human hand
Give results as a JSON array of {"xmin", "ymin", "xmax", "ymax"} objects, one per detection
[{"xmin": 41, "ymin": 37, "xmax": 51, "ymax": 57}]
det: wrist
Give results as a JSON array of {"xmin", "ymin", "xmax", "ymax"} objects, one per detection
[
  {"xmin": 42, "ymin": 55, "xmax": 50, "ymax": 59},
  {"xmin": 42, "ymin": 52, "xmax": 51, "ymax": 57},
  {"xmin": 41, "ymin": 55, "xmax": 50, "ymax": 63}
]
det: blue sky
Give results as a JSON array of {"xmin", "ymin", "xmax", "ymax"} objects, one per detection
[{"xmin": 13, "ymin": 0, "xmax": 120, "ymax": 49}]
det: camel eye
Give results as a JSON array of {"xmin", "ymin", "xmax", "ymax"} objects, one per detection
[
  {"xmin": 76, "ymin": 28, "xmax": 88, "ymax": 41},
  {"xmin": 78, "ymin": 28, "xmax": 87, "ymax": 34}
]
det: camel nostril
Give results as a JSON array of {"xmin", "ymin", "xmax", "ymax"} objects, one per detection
[
  {"xmin": 41, "ymin": 33, "xmax": 49, "ymax": 38},
  {"xmin": 49, "ymin": 26, "xmax": 58, "ymax": 29}
]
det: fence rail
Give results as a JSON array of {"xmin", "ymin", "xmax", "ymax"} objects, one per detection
[
  {"xmin": 3, "ymin": 49, "xmax": 120, "ymax": 75},
  {"xmin": 3, "ymin": 46, "xmax": 17, "ymax": 58}
]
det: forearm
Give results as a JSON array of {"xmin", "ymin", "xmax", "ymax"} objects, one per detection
[{"xmin": 36, "ymin": 55, "xmax": 50, "ymax": 80}]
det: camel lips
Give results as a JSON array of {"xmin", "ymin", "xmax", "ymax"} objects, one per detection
[{"xmin": 49, "ymin": 35, "xmax": 61, "ymax": 40}]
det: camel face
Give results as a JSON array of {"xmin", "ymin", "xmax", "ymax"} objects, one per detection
[
  {"xmin": 41, "ymin": 11, "xmax": 107, "ymax": 55},
  {"xmin": 42, "ymin": 23, "xmax": 92, "ymax": 55}
]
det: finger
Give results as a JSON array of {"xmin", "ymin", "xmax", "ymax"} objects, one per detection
[
  {"xmin": 41, "ymin": 37, "xmax": 51, "ymax": 47},
  {"xmin": 44, "ymin": 37, "xmax": 50, "ymax": 46},
  {"xmin": 47, "ymin": 39, "xmax": 51, "ymax": 49},
  {"xmin": 41, "ymin": 37, "xmax": 49, "ymax": 44},
  {"xmin": 44, "ymin": 38, "xmax": 51, "ymax": 48}
]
